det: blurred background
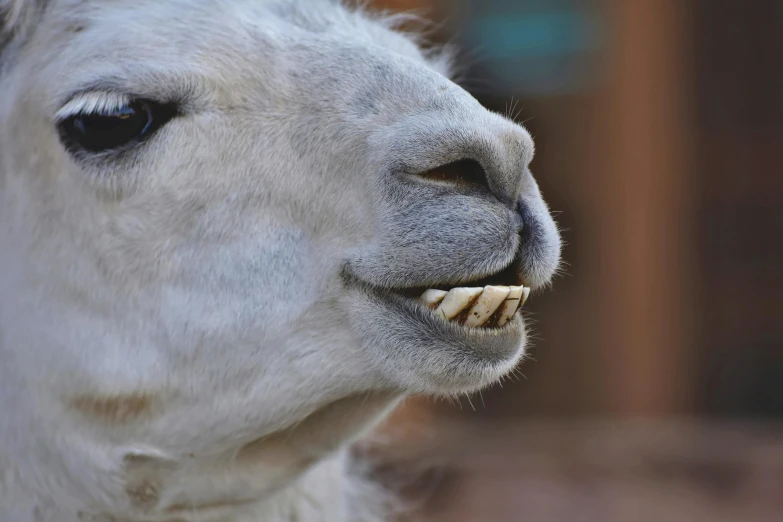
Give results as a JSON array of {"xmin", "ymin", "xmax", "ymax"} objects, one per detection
[{"xmin": 359, "ymin": 1, "xmax": 783, "ymax": 520}]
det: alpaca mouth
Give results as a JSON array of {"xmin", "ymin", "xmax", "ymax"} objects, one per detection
[{"xmin": 392, "ymin": 264, "xmax": 530, "ymax": 329}]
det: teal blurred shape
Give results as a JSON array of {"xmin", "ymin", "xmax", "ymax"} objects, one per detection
[
  {"xmin": 468, "ymin": 11, "xmax": 602, "ymax": 59},
  {"xmin": 464, "ymin": 6, "xmax": 604, "ymax": 96}
]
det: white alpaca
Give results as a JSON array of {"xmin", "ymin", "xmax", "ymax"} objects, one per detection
[{"xmin": 0, "ymin": 0, "xmax": 561, "ymax": 520}]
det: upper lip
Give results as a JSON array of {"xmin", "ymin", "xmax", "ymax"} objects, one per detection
[{"xmin": 384, "ymin": 261, "xmax": 523, "ymax": 299}]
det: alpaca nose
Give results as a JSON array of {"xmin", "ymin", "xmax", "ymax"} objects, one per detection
[
  {"xmin": 414, "ymin": 157, "xmax": 534, "ymax": 236},
  {"xmin": 401, "ymin": 113, "xmax": 535, "ymax": 208}
]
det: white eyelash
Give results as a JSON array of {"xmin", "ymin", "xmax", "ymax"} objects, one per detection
[{"xmin": 55, "ymin": 92, "xmax": 132, "ymax": 121}]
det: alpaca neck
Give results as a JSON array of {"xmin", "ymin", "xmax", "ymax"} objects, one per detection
[{"xmin": 258, "ymin": 451, "xmax": 388, "ymax": 522}]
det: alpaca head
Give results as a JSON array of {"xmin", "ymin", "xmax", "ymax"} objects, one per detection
[{"xmin": 0, "ymin": 0, "xmax": 561, "ymax": 517}]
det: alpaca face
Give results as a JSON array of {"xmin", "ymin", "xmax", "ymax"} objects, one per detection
[{"xmin": 0, "ymin": 0, "xmax": 561, "ymax": 517}]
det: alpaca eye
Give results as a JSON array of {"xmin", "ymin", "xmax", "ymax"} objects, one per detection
[{"xmin": 58, "ymin": 100, "xmax": 176, "ymax": 153}]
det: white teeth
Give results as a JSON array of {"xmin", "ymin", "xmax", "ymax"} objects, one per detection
[
  {"xmin": 496, "ymin": 286, "xmax": 523, "ymax": 327},
  {"xmin": 418, "ymin": 289, "xmax": 448, "ymax": 309},
  {"xmin": 418, "ymin": 284, "xmax": 530, "ymax": 327},
  {"xmin": 520, "ymin": 286, "xmax": 530, "ymax": 308},
  {"xmin": 434, "ymin": 287, "xmax": 483, "ymax": 320},
  {"xmin": 464, "ymin": 286, "xmax": 510, "ymax": 327}
]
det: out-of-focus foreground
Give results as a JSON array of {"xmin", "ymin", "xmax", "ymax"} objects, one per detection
[{"xmin": 364, "ymin": 1, "xmax": 783, "ymax": 520}]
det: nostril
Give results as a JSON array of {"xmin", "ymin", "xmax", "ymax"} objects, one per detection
[
  {"xmin": 414, "ymin": 159, "xmax": 490, "ymax": 191},
  {"xmin": 514, "ymin": 210, "xmax": 525, "ymax": 233},
  {"xmin": 517, "ymin": 200, "xmax": 533, "ymax": 236}
]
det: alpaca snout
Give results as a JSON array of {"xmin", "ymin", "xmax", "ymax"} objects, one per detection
[
  {"xmin": 386, "ymin": 111, "xmax": 561, "ymax": 290},
  {"xmin": 384, "ymin": 106, "xmax": 536, "ymax": 210}
]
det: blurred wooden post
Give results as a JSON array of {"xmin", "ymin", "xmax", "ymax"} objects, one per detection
[{"xmin": 594, "ymin": 0, "xmax": 695, "ymax": 415}]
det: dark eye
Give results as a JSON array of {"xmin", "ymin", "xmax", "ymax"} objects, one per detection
[{"xmin": 58, "ymin": 99, "xmax": 177, "ymax": 153}]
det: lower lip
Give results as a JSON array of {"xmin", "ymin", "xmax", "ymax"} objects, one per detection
[{"xmin": 343, "ymin": 278, "xmax": 528, "ymax": 392}]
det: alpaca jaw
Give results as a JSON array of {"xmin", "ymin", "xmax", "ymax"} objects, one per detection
[{"xmin": 341, "ymin": 249, "xmax": 550, "ymax": 396}]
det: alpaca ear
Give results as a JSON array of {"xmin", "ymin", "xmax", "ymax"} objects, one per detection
[{"xmin": 1, "ymin": 0, "xmax": 45, "ymax": 58}]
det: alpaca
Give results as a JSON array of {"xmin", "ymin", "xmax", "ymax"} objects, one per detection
[{"xmin": 0, "ymin": 0, "xmax": 562, "ymax": 520}]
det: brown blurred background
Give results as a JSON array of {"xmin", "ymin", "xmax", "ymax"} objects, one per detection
[{"xmin": 361, "ymin": 1, "xmax": 783, "ymax": 520}]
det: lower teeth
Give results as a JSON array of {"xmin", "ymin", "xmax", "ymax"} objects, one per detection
[{"xmin": 418, "ymin": 285, "xmax": 529, "ymax": 327}]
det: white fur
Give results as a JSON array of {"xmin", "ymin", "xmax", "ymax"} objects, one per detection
[
  {"xmin": 0, "ymin": 1, "xmax": 561, "ymax": 520},
  {"xmin": 54, "ymin": 92, "xmax": 133, "ymax": 121}
]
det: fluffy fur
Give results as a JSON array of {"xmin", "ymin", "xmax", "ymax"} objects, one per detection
[{"xmin": 0, "ymin": 0, "xmax": 561, "ymax": 520}]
